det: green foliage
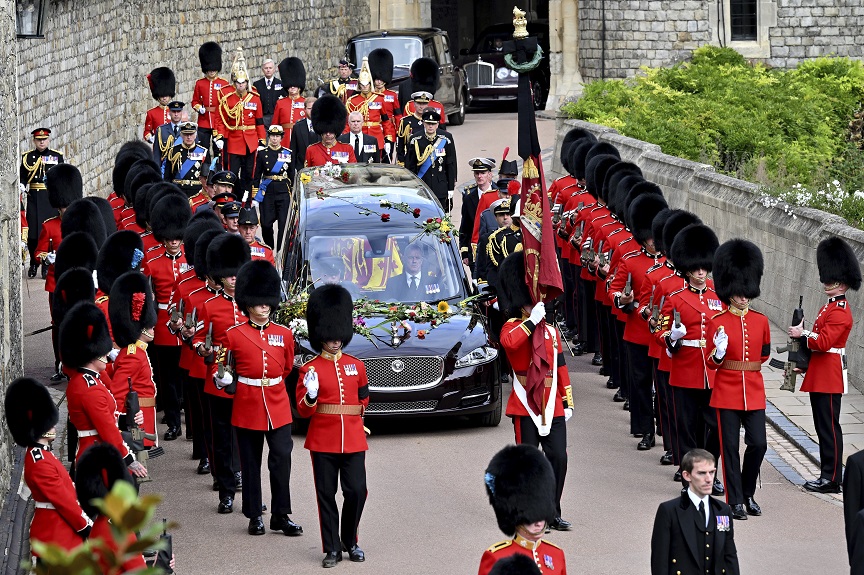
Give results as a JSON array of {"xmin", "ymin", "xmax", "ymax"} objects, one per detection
[{"xmin": 562, "ymin": 46, "xmax": 864, "ymax": 226}]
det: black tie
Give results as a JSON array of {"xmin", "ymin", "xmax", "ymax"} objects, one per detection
[
  {"xmin": 267, "ymin": 79, "xmax": 271, "ymax": 90},
  {"xmin": 173, "ymin": 125, "xmax": 178, "ymax": 138},
  {"xmin": 354, "ymin": 135, "xmax": 361, "ymax": 159},
  {"xmin": 410, "ymin": 277, "xmax": 418, "ymax": 290},
  {"xmin": 698, "ymin": 501, "xmax": 707, "ymax": 527}
]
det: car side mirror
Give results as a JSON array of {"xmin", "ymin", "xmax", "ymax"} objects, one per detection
[{"xmin": 459, "ymin": 48, "xmax": 469, "ymax": 56}]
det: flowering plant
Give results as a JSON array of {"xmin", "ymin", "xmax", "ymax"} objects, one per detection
[{"xmin": 420, "ymin": 216, "xmax": 456, "ymax": 243}]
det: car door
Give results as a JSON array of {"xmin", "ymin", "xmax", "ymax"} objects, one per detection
[{"xmin": 433, "ymin": 34, "xmax": 456, "ymax": 112}]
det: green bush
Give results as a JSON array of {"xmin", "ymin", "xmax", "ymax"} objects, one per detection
[{"xmin": 562, "ymin": 46, "xmax": 864, "ymax": 226}]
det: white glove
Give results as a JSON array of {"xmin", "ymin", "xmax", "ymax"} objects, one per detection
[
  {"xmin": 384, "ymin": 142, "xmax": 392, "ymax": 155},
  {"xmin": 214, "ymin": 139, "xmax": 224, "ymax": 150},
  {"xmin": 666, "ymin": 348, "xmax": 673, "ymax": 358},
  {"xmin": 18, "ymin": 183, "xmax": 26, "ymax": 194},
  {"xmin": 46, "ymin": 252, "xmax": 56, "ymax": 265},
  {"xmin": 713, "ymin": 328, "xmax": 729, "ymax": 360},
  {"xmin": 448, "ymin": 189, "xmax": 454, "ymax": 200},
  {"xmin": 257, "ymin": 145, "xmax": 266, "ymax": 151},
  {"xmin": 303, "ymin": 370, "xmax": 319, "ymax": 399},
  {"xmin": 492, "ymin": 301, "xmax": 499, "ymax": 311},
  {"xmin": 214, "ymin": 371, "xmax": 233, "ymax": 390},
  {"xmin": 108, "ymin": 348, "xmax": 120, "ymax": 362},
  {"xmin": 563, "ymin": 408, "xmax": 573, "ymax": 422},
  {"xmin": 669, "ymin": 322, "xmax": 686, "ymax": 342},
  {"xmin": 528, "ymin": 302, "xmax": 546, "ymax": 325},
  {"xmin": 197, "ymin": 106, "xmax": 206, "ymax": 115},
  {"xmin": 251, "ymin": 200, "xmax": 259, "ymax": 209},
  {"xmin": 145, "ymin": 135, "xmax": 154, "ymax": 144}
]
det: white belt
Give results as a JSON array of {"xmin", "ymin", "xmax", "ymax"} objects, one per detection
[
  {"xmin": 157, "ymin": 303, "xmax": 170, "ymax": 310},
  {"xmin": 827, "ymin": 347, "xmax": 846, "ymax": 355},
  {"xmin": 77, "ymin": 429, "xmax": 99, "ymax": 437},
  {"xmin": 680, "ymin": 339, "xmax": 706, "ymax": 348},
  {"xmin": 34, "ymin": 501, "xmax": 55, "ymax": 510},
  {"xmin": 238, "ymin": 376, "xmax": 280, "ymax": 387}
]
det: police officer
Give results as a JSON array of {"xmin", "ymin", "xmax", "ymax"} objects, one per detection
[
  {"xmin": 153, "ymin": 101, "xmax": 186, "ymax": 166},
  {"xmin": 298, "ymin": 284, "xmax": 369, "ymax": 567},
  {"xmin": 21, "ymin": 127, "xmax": 65, "ymax": 278},
  {"xmin": 789, "ymin": 236, "xmax": 861, "ymax": 494},
  {"xmin": 143, "ymin": 67, "xmax": 176, "ymax": 144},
  {"xmin": 163, "ymin": 121, "xmax": 211, "ymax": 209},
  {"xmin": 238, "ymin": 207, "xmax": 275, "ymax": 264},
  {"xmin": 459, "ymin": 157, "xmax": 498, "ymax": 268},
  {"xmin": 404, "ymin": 110, "xmax": 456, "ymax": 212},
  {"xmin": 252, "ymin": 124, "xmax": 295, "ymax": 250}
]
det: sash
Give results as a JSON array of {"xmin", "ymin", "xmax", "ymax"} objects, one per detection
[
  {"xmin": 417, "ymin": 138, "xmax": 446, "ymax": 179},
  {"xmin": 177, "ymin": 150, "xmax": 203, "ymax": 180},
  {"xmin": 256, "ymin": 150, "xmax": 291, "ymax": 202},
  {"xmin": 511, "ymin": 324, "xmax": 558, "ymax": 436}
]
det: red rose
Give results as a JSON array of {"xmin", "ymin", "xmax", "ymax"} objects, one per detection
[
  {"xmin": 435, "ymin": 218, "xmax": 442, "ymax": 223},
  {"xmin": 381, "ymin": 213, "xmax": 390, "ymax": 222},
  {"xmin": 341, "ymin": 172, "xmax": 350, "ymax": 183},
  {"xmin": 413, "ymin": 208, "xmax": 421, "ymax": 218}
]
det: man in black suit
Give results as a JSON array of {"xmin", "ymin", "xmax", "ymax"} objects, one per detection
[
  {"xmin": 387, "ymin": 243, "xmax": 441, "ymax": 301},
  {"xmin": 338, "ymin": 111, "xmax": 381, "ymax": 163},
  {"xmin": 651, "ymin": 449, "xmax": 739, "ymax": 575},
  {"xmin": 252, "ymin": 59, "xmax": 284, "ymax": 127},
  {"xmin": 289, "ymin": 96, "xmax": 320, "ymax": 173}
]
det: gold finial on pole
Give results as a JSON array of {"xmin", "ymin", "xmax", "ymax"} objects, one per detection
[{"xmin": 512, "ymin": 6, "xmax": 528, "ymax": 39}]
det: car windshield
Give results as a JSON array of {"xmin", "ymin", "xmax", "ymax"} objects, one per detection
[
  {"xmin": 470, "ymin": 31, "xmax": 511, "ymax": 54},
  {"xmin": 349, "ymin": 37, "xmax": 423, "ymax": 70},
  {"xmin": 304, "ymin": 233, "xmax": 463, "ymax": 303}
]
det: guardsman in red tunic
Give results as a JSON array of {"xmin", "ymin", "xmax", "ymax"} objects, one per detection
[
  {"xmin": 480, "ymin": 445, "xmax": 567, "ymax": 575},
  {"xmin": 237, "ymin": 207, "xmax": 275, "ymax": 264},
  {"xmin": 143, "ymin": 67, "xmax": 175, "ymax": 144},
  {"xmin": 4, "ymin": 378, "xmax": 92, "ymax": 558},
  {"xmin": 345, "ymin": 58, "xmax": 395, "ymax": 153},
  {"xmin": 212, "ymin": 48, "xmax": 266, "ymax": 202},
  {"xmin": 369, "ymin": 48, "xmax": 401, "ymax": 162},
  {"xmin": 707, "ymin": 239, "xmax": 770, "ymax": 521},
  {"xmin": 60, "ymin": 301, "xmax": 147, "ymax": 483},
  {"xmin": 305, "ymin": 95, "xmax": 357, "ymax": 167},
  {"xmin": 111, "ymin": 141, "xmax": 153, "ymax": 228},
  {"xmin": 95, "ymin": 229, "xmax": 146, "ymax": 331},
  {"xmin": 404, "ymin": 57, "xmax": 447, "ymax": 126},
  {"xmin": 218, "ymin": 260, "xmax": 303, "ymax": 537},
  {"xmin": 192, "ymin": 42, "xmax": 229, "ymax": 151},
  {"xmin": 142, "ymin": 194, "xmax": 191, "ymax": 441},
  {"xmin": 608, "ymin": 194, "xmax": 668, "ymax": 450},
  {"xmin": 789, "ymin": 236, "xmax": 861, "ymax": 494},
  {"xmin": 298, "ymin": 284, "xmax": 370, "ymax": 567},
  {"xmin": 194, "ymin": 234, "xmax": 250, "ymax": 513},
  {"xmin": 272, "ymin": 57, "xmax": 307, "ymax": 145},
  {"xmin": 497, "ymin": 252, "xmax": 573, "ymax": 532},
  {"xmin": 656, "ymin": 224, "xmax": 725, "ymax": 494}
]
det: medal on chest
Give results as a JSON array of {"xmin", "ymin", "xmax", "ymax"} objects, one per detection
[
  {"xmin": 344, "ymin": 363, "xmax": 358, "ymax": 376},
  {"xmin": 707, "ymin": 298, "xmax": 723, "ymax": 311},
  {"xmin": 268, "ymin": 334, "xmax": 284, "ymax": 347}
]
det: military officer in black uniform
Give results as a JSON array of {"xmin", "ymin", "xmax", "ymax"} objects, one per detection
[
  {"xmin": 395, "ymin": 91, "xmax": 431, "ymax": 166},
  {"xmin": 459, "ymin": 157, "xmax": 498, "ymax": 270},
  {"xmin": 21, "ymin": 127, "xmax": 65, "ymax": 278},
  {"xmin": 163, "ymin": 121, "xmax": 211, "ymax": 199},
  {"xmin": 252, "ymin": 125, "xmax": 295, "ymax": 251},
  {"xmin": 404, "ymin": 109, "xmax": 456, "ymax": 212},
  {"xmin": 478, "ymin": 199, "xmax": 522, "ymax": 290},
  {"xmin": 153, "ymin": 101, "xmax": 186, "ymax": 167},
  {"xmin": 316, "ymin": 58, "xmax": 358, "ymax": 103}
]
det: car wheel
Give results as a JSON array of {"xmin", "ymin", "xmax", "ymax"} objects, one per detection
[
  {"xmin": 472, "ymin": 391, "xmax": 502, "ymax": 427},
  {"xmin": 448, "ymin": 89, "xmax": 467, "ymax": 126},
  {"xmin": 531, "ymin": 79, "xmax": 546, "ymax": 111}
]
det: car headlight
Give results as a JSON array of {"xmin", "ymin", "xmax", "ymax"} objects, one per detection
[
  {"xmin": 455, "ymin": 345, "xmax": 498, "ymax": 368},
  {"xmin": 509, "ymin": 69, "xmax": 518, "ymax": 78},
  {"xmin": 495, "ymin": 67, "xmax": 510, "ymax": 80}
]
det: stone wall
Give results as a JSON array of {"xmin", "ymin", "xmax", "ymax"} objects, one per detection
[
  {"xmin": 16, "ymin": 0, "xmax": 371, "ymax": 196},
  {"xmin": 767, "ymin": 0, "xmax": 864, "ymax": 69},
  {"xmin": 554, "ymin": 118, "xmax": 864, "ymax": 393}
]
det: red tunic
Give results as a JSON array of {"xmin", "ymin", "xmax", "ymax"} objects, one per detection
[
  {"xmin": 801, "ymin": 295, "xmax": 854, "ymax": 394},
  {"xmin": 179, "ymin": 284, "xmax": 219, "ymax": 378},
  {"xmin": 212, "ymin": 86, "xmax": 266, "ymax": 155},
  {"xmin": 272, "ymin": 95, "xmax": 306, "ymax": 144},
  {"xmin": 110, "ymin": 341, "xmax": 158, "ymax": 447},
  {"xmin": 90, "ymin": 515, "xmax": 147, "ymax": 574},
  {"xmin": 249, "ymin": 239, "xmax": 275, "ymax": 264},
  {"xmin": 499, "ymin": 318, "xmax": 572, "ymax": 418},
  {"xmin": 66, "ymin": 369, "xmax": 134, "ymax": 462},
  {"xmin": 143, "ymin": 249, "xmax": 187, "ymax": 346},
  {"xmin": 471, "ymin": 189, "xmax": 506, "ymax": 247},
  {"xmin": 380, "ymin": 88, "xmax": 402, "ymax": 139},
  {"xmin": 345, "ymin": 92, "xmax": 396, "ymax": 148},
  {"xmin": 35, "ymin": 216, "xmax": 62, "ymax": 292},
  {"xmin": 608, "ymin": 248, "xmax": 663, "ymax": 347},
  {"xmin": 304, "ymin": 142, "xmax": 357, "ymax": 167},
  {"xmin": 107, "ymin": 192, "xmax": 125, "ymax": 227},
  {"xmin": 707, "ymin": 308, "xmax": 771, "ymax": 411},
  {"xmin": 642, "ymin": 262, "xmax": 681, "ymax": 362},
  {"xmin": 192, "ymin": 76, "xmax": 230, "ymax": 130},
  {"xmin": 196, "ymin": 292, "xmax": 243, "ymax": 398},
  {"xmin": 404, "ymin": 99, "xmax": 446, "ymax": 126},
  {"xmin": 24, "ymin": 446, "xmax": 91, "ymax": 555},
  {"xmin": 224, "ymin": 320, "xmax": 294, "ymax": 430},
  {"xmin": 143, "ymin": 105, "xmax": 170, "ymax": 141},
  {"xmin": 140, "ymin": 231, "xmax": 161, "ymax": 253},
  {"xmin": 189, "ymin": 190, "xmax": 210, "ymax": 212},
  {"xmin": 297, "ymin": 351, "xmax": 370, "ymax": 453},
  {"xmin": 478, "ymin": 536, "xmax": 567, "ymax": 575}
]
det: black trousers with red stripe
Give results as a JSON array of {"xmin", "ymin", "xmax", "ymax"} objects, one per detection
[
  {"xmin": 225, "ymin": 152, "xmax": 256, "ymax": 202},
  {"xmin": 653, "ymin": 362, "xmax": 677, "ymax": 457},
  {"xmin": 514, "ymin": 415, "xmax": 568, "ymax": 516},
  {"xmin": 810, "ymin": 392, "xmax": 843, "ymax": 482},
  {"xmin": 236, "ymin": 424, "xmax": 294, "ymax": 519},
  {"xmin": 625, "ymin": 341, "xmax": 653, "ymax": 435},
  {"xmin": 716, "ymin": 408, "xmax": 766, "ymax": 505},
  {"xmin": 671, "ymin": 386, "xmax": 720, "ymax": 467},
  {"xmin": 311, "ymin": 451, "xmax": 367, "ymax": 553},
  {"xmin": 205, "ymin": 394, "xmax": 238, "ymax": 500}
]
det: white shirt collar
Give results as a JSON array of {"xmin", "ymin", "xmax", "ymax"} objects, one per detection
[{"xmin": 687, "ymin": 488, "xmax": 710, "ymax": 524}]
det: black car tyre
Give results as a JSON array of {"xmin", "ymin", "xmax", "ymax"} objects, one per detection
[
  {"xmin": 471, "ymin": 391, "xmax": 502, "ymax": 427},
  {"xmin": 531, "ymin": 79, "xmax": 546, "ymax": 111},
  {"xmin": 448, "ymin": 89, "xmax": 467, "ymax": 126}
]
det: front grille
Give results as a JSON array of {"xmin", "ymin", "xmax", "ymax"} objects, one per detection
[
  {"xmin": 366, "ymin": 400, "xmax": 438, "ymax": 413},
  {"xmin": 466, "ymin": 61, "xmax": 494, "ymax": 88},
  {"xmin": 363, "ymin": 356, "xmax": 444, "ymax": 391}
]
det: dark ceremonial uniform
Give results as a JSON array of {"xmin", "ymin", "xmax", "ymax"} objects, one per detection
[
  {"xmin": 405, "ymin": 132, "xmax": 457, "ymax": 209},
  {"xmin": 252, "ymin": 145, "xmax": 295, "ymax": 249},
  {"xmin": 321, "ymin": 76, "xmax": 358, "ymax": 103},
  {"xmin": 110, "ymin": 340, "xmax": 158, "ymax": 448},
  {"xmin": 478, "ymin": 535, "xmax": 567, "ymax": 575},
  {"xmin": 153, "ymin": 122, "xmax": 181, "ymax": 166},
  {"xmin": 395, "ymin": 113, "xmax": 422, "ymax": 165},
  {"xmin": 163, "ymin": 142, "xmax": 210, "ymax": 197},
  {"xmin": 253, "ymin": 75, "xmax": 284, "ymax": 126},
  {"xmin": 479, "ymin": 223, "xmax": 523, "ymax": 289},
  {"xmin": 21, "ymin": 146, "xmax": 63, "ymax": 261},
  {"xmin": 459, "ymin": 182, "xmax": 498, "ymax": 267},
  {"xmin": 404, "ymin": 99, "xmax": 446, "ymax": 125},
  {"xmin": 66, "ymin": 368, "xmax": 134, "ymax": 464},
  {"xmin": 304, "ymin": 142, "xmax": 356, "ymax": 167}
]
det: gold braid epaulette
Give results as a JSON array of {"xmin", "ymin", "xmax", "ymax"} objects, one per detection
[
  {"xmin": 158, "ymin": 129, "xmax": 175, "ymax": 157},
  {"xmin": 166, "ymin": 146, "xmax": 183, "ymax": 172},
  {"xmin": 21, "ymin": 152, "xmax": 43, "ymax": 184},
  {"xmin": 413, "ymin": 137, "xmax": 437, "ymax": 165},
  {"xmin": 219, "ymin": 89, "xmax": 250, "ymax": 130}
]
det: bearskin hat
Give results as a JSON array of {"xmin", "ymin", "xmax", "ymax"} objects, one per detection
[
  {"xmin": 560, "ymin": 128, "xmax": 596, "ymax": 174},
  {"xmin": 307, "ymin": 284, "xmax": 354, "ymax": 352},
  {"xmin": 278, "ymin": 57, "xmax": 306, "ymax": 89},
  {"xmin": 150, "ymin": 193, "xmax": 191, "ymax": 242},
  {"xmin": 207, "ymin": 233, "xmax": 250, "ymax": 281},
  {"xmin": 488, "ymin": 555, "xmax": 542, "ymax": 575},
  {"xmin": 199, "ymin": 41, "xmax": 223, "ymax": 73},
  {"xmin": 46, "ymin": 164, "xmax": 83, "ymax": 209},
  {"xmin": 817, "ymin": 236, "xmax": 862, "ymax": 290},
  {"xmin": 123, "ymin": 159, "xmax": 161, "ymax": 206},
  {"xmin": 195, "ymin": 229, "xmax": 225, "ymax": 280},
  {"xmin": 497, "ymin": 251, "xmax": 534, "ymax": 318},
  {"xmin": 569, "ymin": 139, "xmax": 596, "ymax": 182},
  {"xmin": 651, "ymin": 208, "xmax": 673, "ymax": 254},
  {"xmin": 410, "ymin": 57, "xmax": 441, "ymax": 94},
  {"xmin": 713, "ymin": 239, "xmax": 764, "ymax": 303},
  {"xmin": 59, "ymin": 301, "xmax": 113, "ymax": 368},
  {"xmin": 52, "ymin": 267, "xmax": 96, "ymax": 328},
  {"xmin": 629, "ymin": 194, "xmax": 669, "ymax": 246},
  {"xmin": 4, "ymin": 378, "xmax": 58, "ymax": 448},
  {"xmin": 109, "ymin": 271, "xmax": 157, "ymax": 347},
  {"xmin": 311, "ymin": 95, "xmax": 349, "ymax": 137},
  {"xmin": 235, "ymin": 260, "xmax": 282, "ymax": 314},
  {"xmin": 112, "ymin": 141, "xmax": 152, "ymax": 196},
  {"xmin": 75, "ymin": 443, "xmax": 134, "ymax": 520},
  {"xmin": 485, "ymin": 445, "xmax": 557, "ymax": 536},
  {"xmin": 585, "ymin": 141, "xmax": 621, "ymax": 166},
  {"xmin": 585, "ymin": 155, "xmax": 619, "ymax": 202},
  {"xmin": 608, "ymin": 174, "xmax": 643, "ymax": 219},
  {"xmin": 368, "ymin": 48, "xmax": 394, "ymax": 85},
  {"xmin": 148, "ymin": 67, "xmax": 176, "ymax": 100},
  {"xmin": 604, "ymin": 162, "xmax": 642, "ymax": 210},
  {"xmin": 621, "ymin": 180, "xmax": 664, "ymax": 228},
  {"xmin": 84, "ymin": 196, "xmax": 117, "ymax": 236},
  {"xmin": 61, "ymin": 199, "xmax": 107, "ymax": 248},
  {"xmin": 183, "ymin": 212, "xmax": 222, "ymax": 269},
  {"xmin": 661, "ymin": 210, "xmax": 702, "ymax": 263},
  {"xmin": 136, "ymin": 181, "xmax": 182, "ymax": 231},
  {"xmin": 96, "ymin": 231, "xmax": 145, "ymax": 295},
  {"xmin": 54, "ymin": 231, "xmax": 99, "ymax": 280},
  {"xmin": 670, "ymin": 224, "xmax": 719, "ymax": 274}
]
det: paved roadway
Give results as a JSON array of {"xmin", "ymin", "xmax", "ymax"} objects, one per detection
[{"xmin": 20, "ymin": 110, "xmax": 848, "ymax": 574}]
